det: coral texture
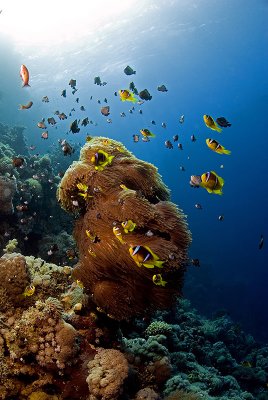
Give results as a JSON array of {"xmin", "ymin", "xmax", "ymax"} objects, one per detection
[
  {"xmin": 0, "ymin": 175, "xmax": 17, "ymax": 214},
  {"xmin": 86, "ymin": 348, "xmax": 129, "ymax": 400},
  {"xmin": 57, "ymin": 137, "xmax": 191, "ymax": 319}
]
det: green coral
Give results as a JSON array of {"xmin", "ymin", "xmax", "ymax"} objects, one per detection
[{"xmin": 145, "ymin": 321, "xmax": 173, "ymax": 337}]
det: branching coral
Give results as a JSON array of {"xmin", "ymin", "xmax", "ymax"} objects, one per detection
[{"xmin": 57, "ymin": 137, "xmax": 191, "ymax": 320}]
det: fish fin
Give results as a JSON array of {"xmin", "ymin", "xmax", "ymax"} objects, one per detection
[
  {"xmin": 215, "ymin": 125, "xmax": 222, "ymax": 132},
  {"xmin": 154, "ymin": 260, "xmax": 164, "ymax": 268},
  {"xmin": 212, "ymin": 189, "xmax": 223, "ymax": 195},
  {"xmin": 108, "ymin": 155, "xmax": 115, "ymax": 164},
  {"xmin": 222, "ymin": 148, "xmax": 231, "ymax": 155},
  {"xmin": 143, "ymin": 263, "xmax": 155, "ymax": 269},
  {"xmin": 23, "ymin": 84, "xmax": 30, "ymax": 87}
]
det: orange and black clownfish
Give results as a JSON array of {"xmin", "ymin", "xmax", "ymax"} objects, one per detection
[{"xmin": 206, "ymin": 139, "xmax": 231, "ymax": 155}]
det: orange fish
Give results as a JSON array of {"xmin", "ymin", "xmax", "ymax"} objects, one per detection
[
  {"xmin": 19, "ymin": 101, "xmax": 33, "ymax": 110},
  {"xmin": 20, "ymin": 64, "xmax": 30, "ymax": 87}
]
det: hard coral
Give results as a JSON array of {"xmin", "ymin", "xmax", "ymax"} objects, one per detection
[
  {"xmin": 58, "ymin": 137, "xmax": 191, "ymax": 320},
  {"xmin": 0, "ymin": 253, "xmax": 30, "ymax": 310},
  {"xmin": 86, "ymin": 348, "xmax": 129, "ymax": 400},
  {"xmin": 0, "ymin": 175, "xmax": 17, "ymax": 214}
]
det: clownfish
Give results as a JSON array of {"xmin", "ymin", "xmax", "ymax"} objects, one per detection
[
  {"xmin": 129, "ymin": 245, "xmax": 164, "ymax": 269},
  {"xmin": 152, "ymin": 274, "xmax": 167, "ymax": 287},
  {"xmin": 121, "ymin": 220, "xmax": 136, "ymax": 233},
  {"xmin": 190, "ymin": 171, "xmax": 224, "ymax": 195},
  {"xmin": 203, "ymin": 115, "xmax": 222, "ymax": 132},
  {"xmin": 20, "ymin": 64, "xmax": 30, "ymax": 87},
  {"xmin": 91, "ymin": 150, "xmax": 114, "ymax": 171},
  {"xmin": 118, "ymin": 89, "xmax": 138, "ymax": 103},
  {"xmin": 206, "ymin": 139, "xmax": 231, "ymax": 155},
  {"xmin": 140, "ymin": 128, "xmax": 155, "ymax": 138}
]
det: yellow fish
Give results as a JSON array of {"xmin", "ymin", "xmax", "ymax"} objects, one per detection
[
  {"xmin": 22, "ymin": 284, "xmax": 35, "ymax": 297},
  {"xmin": 190, "ymin": 171, "xmax": 224, "ymax": 195},
  {"xmin": 203, "ymin": 115, "xmax": 222, "ymax": 132},
  {"xmin": 121, "ymin": 220, "xmax": 136, "ymax": 233},
  {"xmin": 206, "ymin": 139, "xmax": 231, "ymax": 155},
  {"xmin": 129, "ymin": 245, "xmax": 164, "ymax": 269},
  {"xmin": 85, "ymin": 230, "xmax": 97, "ymax": 242},
  {"xmin": 76, "ymin": 280, "xmax": 84, "ymax": 289},
  {"xmin": 118, "ymin": 89, "xmax": 138, "ymax": 103},
  {"xmin": 91, "ymin": 150, "xmax": 114, "ymax": 171},
  {"xmin": 77, "ymin": 183, "xmax": 93, "ymax": 199},
  {"xmin": 140, "ymin": 128, "xmax": 155, "ymax": 138},
  {"xmin": 152, "ymin": 274, "xmax": 167, "ymax": 287},
  {"xmin": 113, "ymin": 226, "xmax": 125, "ymax": 244}
]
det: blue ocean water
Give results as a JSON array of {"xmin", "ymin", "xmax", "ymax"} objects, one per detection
[{"xmin": 0, "ymin": 0, "xmax": 267, "ymax": 342}]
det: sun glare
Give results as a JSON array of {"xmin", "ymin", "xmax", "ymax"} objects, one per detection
[{"xmin": 0, "ymin": 0, "xmax": 136, "ymax": 47}]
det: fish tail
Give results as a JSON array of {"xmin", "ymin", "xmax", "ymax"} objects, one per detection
[
  {"xmin": 215, "ymin": 125, "xmax": 222, "ymax": 132},
  {"xmin": 222, "ymin": 148, "xmax": 231, "ymax": 155},
  {"xmin": 18, "ymin": 105, "xmax": 23, "ymax": 110},
  {"xmin": 22, "ymin": 83, "xmax": 31, "ymax": 87},
  {"xmin": 154, "ymin": 260, "xmax": 164, "ymax": 268}
]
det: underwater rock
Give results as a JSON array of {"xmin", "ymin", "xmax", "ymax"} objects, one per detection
[
  {"xmin": 0, "ymin": 122, "xmax": 29, "ymax": 156},
  {"xmin": 0, "ymin": 175, "xmax": 17, "ymax": 214},
  {"xmin": 57, "ymin": 137, "xmax": 191, "ymax": 320}
]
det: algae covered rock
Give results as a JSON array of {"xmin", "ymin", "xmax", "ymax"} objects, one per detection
[{"xmin": 57, "ymin": 137, "xmax": 191, "ymax": 320}]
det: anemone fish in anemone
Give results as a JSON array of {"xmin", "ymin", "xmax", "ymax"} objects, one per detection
[
  {"xmin": 206, "ymin": 139, "xmax": 231, "ymax": 155},
  {"xmin": 129, "ymin": 245, "xmax": 165, "ymax": 269},
  {"xmin": 91, "ymin": 149, "xmax": 114, "ymax": 171},
  {"xmin": 203, "ymin": 115, "xmax": 222, "ymax": 132},
  {"xmin": 190, "ymin": 171, "xmax": 224, "ymax": 195},
  {"xmin": 118, "ymin": 89, "xmax": 138, "ymax": 103},
  {"xmin": 20, "ymin": 64, "xmax": 30, "ymax": 87}
]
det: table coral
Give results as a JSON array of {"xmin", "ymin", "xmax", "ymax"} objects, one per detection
[
  {"xmin": 57, "ymin": 136, "xmax": 191, "ymax": 320},
  {"xmin": 86, "ymin": 348, "xmax": 129, "ymax": 400}
]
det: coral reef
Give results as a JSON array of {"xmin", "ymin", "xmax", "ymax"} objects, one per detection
[
  {"xmin": 0, "ymin": 252, "xmax": 268, "ymax": 399},
  {"xmin": 57, "ymin": 136, "xmax": 191, "ymax": 320},
  {"xmin": 0, "ymin": 175, "xmax": 17, "ymax": 214}
]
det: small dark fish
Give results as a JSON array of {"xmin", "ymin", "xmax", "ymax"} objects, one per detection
[
  {"xmin": 178, "ymin": 143, "xmax": 183, "ymax": 150},
  {"xmin": 61, "ymin": 89, "xmax": 66, "ymax": 97},
  {"xmin": 151, "ymin": 120, "xmax": 156, "ymax": 125},
  {"xmin": 165, "ymin": 140, "xmax": 173, "ymax": 149},
  {"xmin": 157, "ymin": 84, "xmax": 168, "ymax": 92},
  {"xmin": 218, "ymin": 215, "xmax": 224, "ymax": 221},
  {"xmin": 47, "ymin": 117, "xmax": 56, "ymax": 125},
  {"xmin": 259, "ymin": 234, "xmax": 264, "ymax": 250},
  {"xmin": 81, "ymin": 117, "xmax": 89, "ymax": 126},
  {"xmin": 80, "ymin": 105, "xmax": 85, "ymax": 111},
  {"xmin": 124, "ymin": 65, "xmax": 136, "ymax": 75},
  {"xmin": 94, "ymin": 76, "xmax": 102, "ymax": 85},
  {"xmin": 173, "ymin": 134, "xmax": 179, "ymax": 142},
  {"xmin": 161, "ymin": 122, "xmax": 167, "ymax": 128},
  {"xmin": 216, "ymin": 117, "xmax": 231, "ymax": 128},
  {"xmin": 191, "ymin": 258, "xmax": 200, "ymax": 267},
  {"xmin": 70, "ymin": 119, "xmax": 80, "ymax": 133},
  {"xmin": 104, "ymin": 98, "xmax": 108, "ymax": 103},
  {"xmin": 139, "ymin": 109, "xmax": 143, "ymax": 114},
  {"xmin": 191, "ymin": 134, "xmax": 196, "ymax": 142},
  {"xmin": 195, "ymin": 203, "xmax": 202, "ymax": 209},
  {"xmin": 42, "ymin": 96, "xmax": 49, "ymax": 103},
  {"xmin": 179, "ymin": 166, "xmax": 185, "ymax": 171},
  {"xmin": 139, "ymin": 89, "xmax": 152, "ymax": 101},
  {"xmin": 69, "ymin": 79, "xmax": 76, "ymax": 88},
  {"xmin": 179, "ymin": 115, "xmax": 184, "ymax": 124},
  {"xmin": 76, "ymin": 98, "xmax": 79, "ymax": 103}
]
